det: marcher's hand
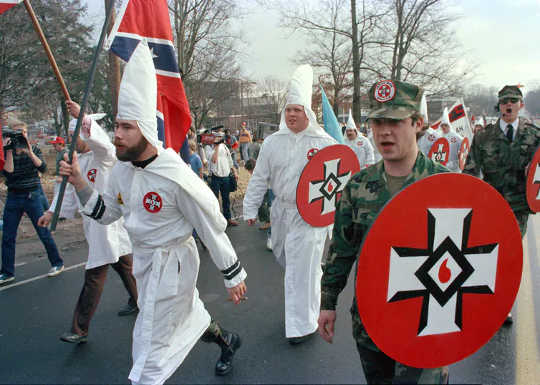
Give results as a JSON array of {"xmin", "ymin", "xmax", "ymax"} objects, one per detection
[
  {"xmin": 2, "ymin": 136, "xmax": 11, "ymax": 148},
  {"xmin": 318, "ymin": 310, "xmax": 336, "ymax": 343},
  {"xmin": 247, "ymin": 219, "xmax": 256, "ymax": 226},
  {"xmin": 66, "ymin": 100, "xmax": 81, "ymax": 118},
  {"xmin": 227, "ymin": 281, "xmax": 247, "ymax": 304},
  {"xmin": 59, "ymin": 152, "xmax": 84, "ymax": 188},
  {"xmin": 38, "ymin": 211, "xmax": 53, "ymax": 227}
]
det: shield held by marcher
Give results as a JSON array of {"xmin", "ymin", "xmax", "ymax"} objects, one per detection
[
  {"xmin": 428, "ymin": 137, "xmax": 450, "ymax": 166},
  {"xmin": 296, "ymin": 144, "xmax": 360, "ymax": 227},
  {"xmin": 356, "ymin": 174, "xmax": 522, "ymax": 368},
  {"xmin": 458, "ymin": 137, "xmax": 470, "ymax": 171},
  {"xmin": 526, "ymin": 146, "xmax": 540, "ymax": 212}
]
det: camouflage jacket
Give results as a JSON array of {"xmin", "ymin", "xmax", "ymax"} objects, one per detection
[
  {"xmin": 463, "ymin": 118, "xmax": 540, "ymax": 214},
  {"xmin": 320, "ymin": 151, "xmax": 448, "ymax": 310}
]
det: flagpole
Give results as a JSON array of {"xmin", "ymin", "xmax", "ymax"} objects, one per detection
[
  {"xmin": 22, "ymin": 0, "xmax": 70, "ymax": 101},
  {"xmin": 50, "ymin": 0, "xmax": 115, "ymax": 231}
]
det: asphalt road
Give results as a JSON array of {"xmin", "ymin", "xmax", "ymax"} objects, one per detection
[{"xmin": 0, "ymin": 218, "xmax": 539, "ymax": 384}]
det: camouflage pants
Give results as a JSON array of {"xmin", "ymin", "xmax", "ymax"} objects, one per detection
[{"xmin": 351, "ymin": 304, "xmax": 449, "ymax": 384}]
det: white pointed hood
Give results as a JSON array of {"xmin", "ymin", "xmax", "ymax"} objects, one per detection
[
  {"xmin": 475, "ymin": 116, "xmax": 485, "ymax": 127},
  {"xmin": 117, "ymin": 39, "xmax": 161, "ymax": 149},
  {"xmin": 345, "ymin": 109, "xmax": 358, "ymax": 134},
  {"xmin": 441, "ymin": 107, "xmax": 452, "ymax": 130},
  {"xmin": 277, "ymin": 64, "xmax": 328, "ymax": 138},
  {"xmin": 420, "ymin": 93, "xmax": 429, "ymax": 123}
]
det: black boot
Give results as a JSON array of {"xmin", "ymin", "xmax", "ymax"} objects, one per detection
[{"xmin": 215, "ymin": 330, "xmax": 241, "ymax": 376}]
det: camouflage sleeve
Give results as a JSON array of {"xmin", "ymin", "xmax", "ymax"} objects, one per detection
[
  {"xmin": 462, "ymin": 135, "xmax": 481, "ymax": 176},
  {"xmin": 321, "ymin": 182, "xmax": 361, "ymax": 310}
]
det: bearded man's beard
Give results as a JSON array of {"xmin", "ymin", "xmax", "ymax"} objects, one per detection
[{"xmin": 115, "ymin": 135, "xmax": 149, "ymax": 161}]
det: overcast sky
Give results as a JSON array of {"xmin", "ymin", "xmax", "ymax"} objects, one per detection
[{"xmin": 84, "ymin": 0, "xmax": 540, "ymax": 92}]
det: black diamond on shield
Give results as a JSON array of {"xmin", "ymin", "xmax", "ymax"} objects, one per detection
[{"xmin": 319, "ymin": 172, "xmax": 341, "ymax": 201}]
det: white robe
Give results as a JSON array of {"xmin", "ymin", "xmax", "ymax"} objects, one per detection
[
  {"xmin": 243, "ymin": 125, "xmax": 335, "ymax": 338},
  {"xmin": 49, "ymin": 120, "xmax": 131, "ymax": 269},
  {"xmin": 81, "ymin": 148, "xmax": 245, "ymax": 385},
  {"xmin": 418, "ymin": 127, "xmax": 441, "ymax": 157},
  {"xmin": 442, "ymin": 130, "xmax": 464, "ymax": 172},
  {"xmin": 344, "ymin": 134, "xmax": 375, "ymax": 169}
]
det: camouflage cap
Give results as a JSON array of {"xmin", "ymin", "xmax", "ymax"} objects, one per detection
[
  {"xmin": 368, "ymin": 80, "xmax": 424, "ymax": 120},
  {"xmin": 498, "ymin": 85, "xmax": 523, "ymax": 100}
]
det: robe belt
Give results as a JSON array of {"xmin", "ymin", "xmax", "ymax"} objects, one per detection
[{"xmin": 129, "ymin": 235, "xmax": 192, "ymax": 382}]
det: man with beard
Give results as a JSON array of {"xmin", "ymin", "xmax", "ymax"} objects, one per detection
[
  {"xmin": 59, "ymin": 41, "xmax": 247, "ymax": 384},
  {"xmin": 39, "ymin": 101, "xmax": 138, "ymax": 344},
  {"xmin": 463, "ymin": 85, "xmax": 540, "ymax": 324}
]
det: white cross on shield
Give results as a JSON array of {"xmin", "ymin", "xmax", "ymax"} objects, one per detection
[
  {"xmin": 387, "ymin": 208, "xmax": 498, "ymax": 336},
  {"xmin": 308, "ymin": 158, "xmax": 351, "ymax": 215}
]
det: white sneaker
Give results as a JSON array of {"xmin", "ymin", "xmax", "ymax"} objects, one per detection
[
  {"xmin": 266, "ymin": 238, "xmax": 272, "ymax": 251},
  {"xmin": 48, "ymin": 265, "xmax": 65, "ymax": 277}
]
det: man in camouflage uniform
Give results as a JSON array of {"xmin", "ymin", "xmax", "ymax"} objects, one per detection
[
  {"xmin": 463, "ymin": 85, "xmax": 540, "ymax": 237},
  {"xmin": 463, "ymin": 85, "xmax": 540, "ymax": 325},
  {"xmin": 318, "ymin": 80, "xmax": 449, "ymax": 384}
]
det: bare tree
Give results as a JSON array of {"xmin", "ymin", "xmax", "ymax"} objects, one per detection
[
  {"xmin": 170, "ymin": 0, "xmax": 242, "ymax": 130},
  {"xmin": 373, "ymin": 0, "xmax": 472, "ymax": 95}
]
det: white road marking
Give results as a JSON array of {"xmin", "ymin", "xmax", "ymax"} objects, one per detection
[
  {"xmin": 0, "ymin": 262, "xmax": 86, "ymax": 292},
  {"xmin": 515, "ymin": 216, "xmax": 540, "ymax": 384}
]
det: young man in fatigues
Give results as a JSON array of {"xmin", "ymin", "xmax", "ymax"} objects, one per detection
[
  {"xmin": 59, "ymin": 41, "xmax": 247, "ymax": 385},
  {"xmin": 318, "ymin": 80, "xmax": 449, "ymax": 384},
  {"xmin": 463, "ymin": 84, "xmax": 540, "ymax": 324}
]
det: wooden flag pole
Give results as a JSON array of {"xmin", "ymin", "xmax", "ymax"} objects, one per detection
[
  {"xmin": 22, "ymin": 0, "xmax": 70, "ymax": 101},
  {"xmin": 49, "ymin": 0, "xmax": 115, "ymax": 231}
]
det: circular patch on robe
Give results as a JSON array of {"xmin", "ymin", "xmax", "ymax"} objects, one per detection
[
  {"xmin": 143, "ymin": 192, "xmax": 163, "ymax": 213},
  {"xmin": 307, "ymin": 148, "xmax": 319, "ymax": 160},
  {"xmin": 357, "ymin": 141, "xmax": 363, "ymax": 146},
  {"xmin": 87, "ymin": 169, "xmax": 97, "ymax": 183},
  {"xmin": 428, "ymin": 137, "xmax": 450, "ymax": 166},
  {"xmin": 450, "ymin": 136, "xmax": 457, "ymax": 143},
  {"xmin": 374, "ymin": 80, "xmax": 396, "ymax": 103}
]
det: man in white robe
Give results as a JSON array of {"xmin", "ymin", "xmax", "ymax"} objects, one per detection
[
  {"xmin": 58, "ymin": 40, "xmax": 247, "ymax": 385},
  {"xmin": 39, "ymin": 102, "xmax": 137, "ymax": 343},
  {"xmin": 243, "ymin": 64, "xmax": 335, "ymax": 344},
  {"xmin": 440, "ymin": 108, "xmax": 463, "ymax": 173},
  {"xmin": 344, "ymin": 110, "xmax": 375, "ymax": 169}
]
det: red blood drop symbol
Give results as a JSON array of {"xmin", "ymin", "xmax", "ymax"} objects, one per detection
[
  {"xmin": 438, "ymin": 258, "xmax": 451, "ymax": 283},
  {"xmin": 328, "ymin": 183, "xmax": 334, "ymax": 192}
]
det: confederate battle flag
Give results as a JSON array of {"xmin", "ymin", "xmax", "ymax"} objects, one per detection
[
  {"xmin": 107, "ymin": 0, "xmax": 191, "ymax": 153},
  {"xmin": 0, "ymin": 0, "xmax": 21, "ymax": 15}
]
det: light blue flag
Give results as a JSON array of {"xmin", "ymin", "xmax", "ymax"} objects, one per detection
[{"xmin": 320, "ymin": 85, "xmax": 344, "ymax": 144}]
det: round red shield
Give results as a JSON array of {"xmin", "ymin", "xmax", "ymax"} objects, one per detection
[
  {"xmin": 458, "ymin": 137, "xmax": 470, "ymax": 171},
  {"xmin": 356, "ymin": 174, "xmax": 522, "ymax": 368},
  {"xmin": 143, "ymin": 192, "xmax": 163, "ymax": 213},
  {"xmin": 87, "ymin": 168, "xmax": 97, "ymax": 183},
  {"xmin": 296, "ymin": 144, "xmax": 360, "ymax": 227},
  {"xmin": 526, "ymin": 146, "xmax": 540, "ymax": 212},
  {"xmin": 428, "ymin": 137, "xmax": 450, "ymax": 166}
]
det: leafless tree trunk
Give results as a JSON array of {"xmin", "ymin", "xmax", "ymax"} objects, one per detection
[{"xmin": 105, "ymin": 0, "xmax": 121, "ymax": 117}]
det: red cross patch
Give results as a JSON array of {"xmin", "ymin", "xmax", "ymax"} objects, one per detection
[
  {"xmin": 143, "ymin": 192, "xmax": 162, "ymax": 213},
  {"xmin": 87, "ymin": 169, "xmax": 97, "ymax": 183},
  {"xmin": 307, "ymin": 148, "xmax": 319, "ymax": 160},
  {"xmin": 374, "ymin": 80, "xmax": 396, "ymax": 103}
]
